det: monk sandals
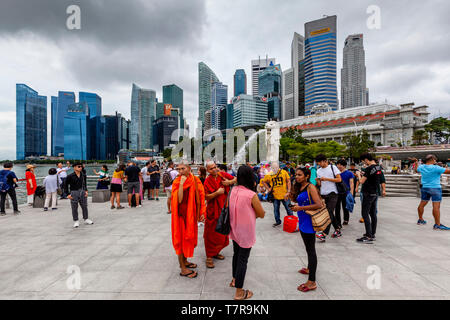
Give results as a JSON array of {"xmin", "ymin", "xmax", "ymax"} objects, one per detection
[
  {"xmin": 180, "ymin": 270, "xmax": 198, "ymax": 278},
  {"xmin": 206, "ymin": 258, "xmax": 215, "ymax": 268},
  {"xmin": 234, "ymin": 290, "xmax": 253, "ymax": 300},
  {"xmin": 213, "ymin": 254, "xmax": 225, "ymax": 260}
]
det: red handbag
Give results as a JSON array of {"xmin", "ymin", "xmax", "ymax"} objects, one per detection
[{"xmin": 283, "ymin": 215, "xmax": 299, "ymax": 233}]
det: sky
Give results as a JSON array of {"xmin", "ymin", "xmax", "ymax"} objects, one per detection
[{"xmin": 0, "ymin": 0, "xmax": 449, "ymax": 160}]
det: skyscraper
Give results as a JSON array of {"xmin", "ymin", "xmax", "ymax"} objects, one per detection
[
  {"xmin": 304, "ymin": 15, "xmax": 338, "ymax": 115},
  {"xmin": 198, "ymin": 62, "xmax": 219, "ymax": 128},
  {"xmin": 130, "ymin": 83, "xmax": 156, "ymax": 150},
  {"xmin": 232, "ymin": 94, "xmax": 268, "ymax": 128},
  {"xmin": 51, "ymin": 91, "xmax": 75, "ymax": 156},
  {"xmin": 341, "ymin": 34, "xmax": 369, "ymax": 109},
  {"xmin": 163, "ymin": 84, "xmax": 184, "ymax": 129},
  {"xmin": 64, "ymin": 102, "xmax": 91, "ymax": 160},
  {"xmin": 251, "ymin": 57, "xmax": 276, "ymax": 96},
  {"xmin": 282, "ymin": 68, "xmax": 294, "ymax": 120},
  {"xmin": 211, "ymin": 82, "xmax": 228, "ymax": 130},
  {"xmin": 292, "ymin": 33, "xmax": 305, "ymax": 118},
  {"xmin": 16, "ymin": 84, "xmax": 47, "ymax": 160},
  {"xmin": 79, "ymin": 92, "xmax": 104, "ymax": 160},
  {"xmin": 259, "ymin": 63, "xmax": 282, "ymax": 120},
  {"xmin": 104, "ymin": 112, "xmax": 130, "ymax": 160},
  {"xmin": 79, "ymin": 92, "xmax": 102, "ymax": 118},
  {"xmin": 233, "ymin": 69, "xmax": 247, "ymax": 97}
]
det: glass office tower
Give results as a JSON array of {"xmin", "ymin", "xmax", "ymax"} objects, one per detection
[
  {"xmin": 304, "ymin": 15, "xmax": 338, "ymax": 115},
  {"xmin": 64, "ymin": 102, "xmax": 91, "ymax": 160},
  {"xmin": 163, "ymin": 84, "xmax": 184, "ymax": 130},
  {"xmin": 51, "ymin": 91, "xmax": 75, "ymax": 157},
  {"xmin": 16, "ymin": 84, "xmax": 47, "ymax": 160},
  {"xmin": 198, "ymin": 62, "xmax": 219, "ymax": 128},
  {"xmin": 233, "ymin": 69, "xmax": 247, "ymax": 97},
  {"xmin": 258, "ymin": 63, "xmax": 282, "ymax": 120},
  {"xmin": 130, "ymin": 83, "xmax": 156, "ymax": 150},
  {"xmin": 232, "ymin": 94, "xmax": 268, "ymax": 128},
  {"xmin": 79, "ymin": 92, "xmax": 102, "ymax": 118}
]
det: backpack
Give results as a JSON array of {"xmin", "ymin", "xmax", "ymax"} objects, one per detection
[
  {"xmin": 162, "ymin": 169, "xmax": 174, "ymax": 188},
  {"xmin": 0, "ymin": 170, "xmax": 11, "ymax": 193}
]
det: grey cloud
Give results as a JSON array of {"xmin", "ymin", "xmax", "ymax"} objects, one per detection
[{"xmin": 0, "ymin": 0, "xmax": 207, "ymax": 48}]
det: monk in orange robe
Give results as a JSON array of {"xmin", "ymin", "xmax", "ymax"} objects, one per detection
[
  {"xmin": 203, "ymin": 161, "xmax": 236, "ymax": 268},
  {"xmin": 171, "ymin": 161, "xmax": 206, "ymax": 278}
]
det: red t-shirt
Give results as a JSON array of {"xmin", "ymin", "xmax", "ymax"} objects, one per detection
[{"xmin": 25, "ymin": 171, "xmax": 37, "ymax": 195}]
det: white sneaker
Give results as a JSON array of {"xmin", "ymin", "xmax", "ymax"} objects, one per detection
[
  {"xmin": 73, "ymin": 221, "xmax": 80, "ymax": 228},
  {"xmin": 84, "ymin": 219, "xmax": 94, "ymax": 225},
  {"xmin": 138, "ymin": 205, "xmax": 142, "ymax": 208}
]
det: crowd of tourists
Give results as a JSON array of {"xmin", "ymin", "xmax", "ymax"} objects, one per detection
[{"xmin": 0, "ymin": 152, "xmax": 449, "ymax": 300}]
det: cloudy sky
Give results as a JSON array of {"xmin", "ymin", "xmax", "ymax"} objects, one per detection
[{"xmin": 0, "ymin": 0, "xmax": 449, "ymax": 160}]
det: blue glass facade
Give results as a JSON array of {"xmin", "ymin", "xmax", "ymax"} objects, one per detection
[
  {"xmin": 79, "ymin": 92, "xmax": 102, "ymax": 119},
  {"xmin": 16, "ymin": 84, "xmax": 47, "ymax": 160},
  {"xmin": 52, "ymin": 91, "xmax": 75, "ymax": 156},
  {"xmin": 234, "ymin": 69, "xmax": 247, "ymax": 97},
  {"xmin": 226, "ymin": 103, "xmax": 234, "ymax": 129},
  {"xmin": 258, "ymin": 64, "xmax": 282, "ymax": 120},
  {"xmin": 304, "ymin": 16, "xmax": 338, "ymax": 115},
  {"xmin": 64, "ymin": 102, "xmax": 91, "ymax": 160},
  {"xmin": 211, "ymin": 82, "xmax": 228, "ymax": 129}
]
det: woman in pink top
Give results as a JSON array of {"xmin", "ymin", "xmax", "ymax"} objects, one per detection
[{"xmin": 229, "ymin": 165, "xmax": 265, "ymax": 300}]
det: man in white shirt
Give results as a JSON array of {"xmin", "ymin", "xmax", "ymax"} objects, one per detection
[
  {"xmin": 165, "ymin": 161, "xmax": 179, "ymax": 214},
  {"xmin": 57, "ymin": 162, "xmax": 71, "ymax": 199},
  {"xmin": 141, "ymin": 162, "xmax": 152, "ymax": 200},
  {"xmin": 315, "ymin": 154, "xmax": 343, "ymax": 241}
]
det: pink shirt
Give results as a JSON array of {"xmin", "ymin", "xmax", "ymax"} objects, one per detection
[{"xmin": 229, "ymin": 185, "xmax": 257, "ymax": 248}]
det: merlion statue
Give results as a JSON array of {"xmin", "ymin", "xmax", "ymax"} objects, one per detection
[{"xmin": 265, "ymin": 121, "xmax": 280, "ymax": 163}]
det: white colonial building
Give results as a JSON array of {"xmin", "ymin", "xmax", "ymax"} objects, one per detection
[{"xmin": 279, "ymin": 102, "xmax": 429, "ymax": 146}]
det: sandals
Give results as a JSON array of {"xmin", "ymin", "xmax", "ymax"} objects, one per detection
[
  {"xmin": 234, "ymin": 289, "xmax": 253, "ymax": 300},
  {"xmin": 213, "ymin": 254, "xmax": 225, "ymax": 260},
  {"xmin": 180, "ymin": 270, "xmax": 198, "ymax": 278},
  {"xmin": 297, "ymin": 283, "xmax": 317, "ymax": 292},
  {"xmin": 229, "ymin": 280, "xmax": 235, "ymax": 287},
  {"xmin": 298, "ymin": 268, "xmax": 309, "ymax": 275},
  {"xmin": 206, "ymin": 258, "xmax": 215, "ymax": 268},
  {"xmin": 185, "ymin": 262, "xmax": 197, "ymax": 269}
]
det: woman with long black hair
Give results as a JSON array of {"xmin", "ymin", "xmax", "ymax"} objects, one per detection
[{"xmin": 290, "ymin": 167, "xmax": 322, "ymax": 292}]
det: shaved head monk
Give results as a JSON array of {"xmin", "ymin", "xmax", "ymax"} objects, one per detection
[
  {"xmin": 171, "ymin": 160, "xmax": 206, "ymax": 278},
  {"xmin": 203, "ymin": 161, "xmax": 237, "ymax": 268}
]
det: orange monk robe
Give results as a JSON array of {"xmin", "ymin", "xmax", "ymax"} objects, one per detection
[
  {"xmin": 171, "ymin": 174, "xmax": 206, "ymax": 258},
  {"xmin": 203, "ymin": 173, "xmax": 233, "ymax": 257}
]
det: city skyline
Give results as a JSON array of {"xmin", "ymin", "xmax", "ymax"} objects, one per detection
[{"xmin": 1, "ymin": 0, "xmax": 450, "ymax": 159}]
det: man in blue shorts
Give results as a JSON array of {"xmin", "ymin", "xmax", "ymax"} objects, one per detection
[{"xmin": 413, "ymin": 155, "xmax": 450, "ymax": 230}]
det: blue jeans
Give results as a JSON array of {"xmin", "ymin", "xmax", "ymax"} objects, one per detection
[
  {"xmin": 273, "ymin": 199, "xmax": 293, "ymax": 224},
  {"xmin": 421, "ymin": 188, "xmax": 442, "ymax": 202}
]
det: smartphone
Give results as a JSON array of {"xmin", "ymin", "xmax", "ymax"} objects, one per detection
[{"xmin": 288, "ymin": 204, "xmax": 295, "ymax": 208}]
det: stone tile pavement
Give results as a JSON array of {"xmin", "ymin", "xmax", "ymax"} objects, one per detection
[{"xmin": 0, "ymin": 196, "xmax": 450, "ymax": 300}]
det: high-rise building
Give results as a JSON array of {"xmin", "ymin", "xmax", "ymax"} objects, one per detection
[
  {"xmin": 16, "ymin": 84, "xmax": 47, "ymax": 160},
  {"xmin": 211, "ymin": 82, "xmax": 228, "ymax": 130},
  {"xmin": 233, "ymin": 69, "xmax": 247, "ymax": 97},
  {"xmin": 152, "ymin": 116, "xmax": 179, "ymax": 153},
  {"xmin": 104, "ymin": 112, "xmax": 130, "ymax": 160},
  {"xmin": 51, "ymin": 91, "xmax": 75, "ymax": 156},
  {"xmin": 156, "ymin": 102, "xmax": 165, "ymax": 120},
  {"xmin": 204, "ymin": 109, "xmax": 212, "ymax": 131},
  {"xmin": 226, "ymin": 103, "xmax": 234, "ymax": 129},
  {"xmin": 292, "ymin": 33, "xmax": 305, "ymax": 118},
  {"xmin": 79, "ymin": 92, "xmax": 101, "ymax": 118},
  {"xmin": 251, "ymin": 57, "xmax": 276, "ymax": 96},
  {"xmin": 304, "ymin": 15, "xmax": 338, "ymax": 115},
  {"xmin": 298, "ymin": 60, "xmax": 306, "ymax": 116},
  {"xmin": 232, "ymin": 94, "xmax": 268, "ymax": 128},
  {"xmin": 282, "ymin": 68, "xmax": 295, "ymax": 120},
  {"xmin": 119, "ymin": 116, "xmax": 131, "ymax": 150},
  {"xmin": 163, "ymin": 84, "xmax": 184, "ymax": 129},
  {"xmin": 64, "ymin": 102, "xmax": 91, "ymax": 160},
  {"xmin": 198, "ymin": 62, "xmax": 219, "ymax": 128},
  {"xmin": 130, "ymin": 83, "xmax": 156, "ymax": 150},
  {"xmin": 258, "ymin": 63, "xmax": 282, "ymax": 120},
  {"xmin": 341, "ymin": 34, "xmax": 369, "ymax": 109}
]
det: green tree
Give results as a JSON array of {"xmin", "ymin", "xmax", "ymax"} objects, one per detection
[
  {"xmin": 425, "ymin": 117, "xmax": 450, "ymax": 144},
  {"xmin": 287, "ymin": 141, "xmax": 346, "ymax": 163},
  {"xmin": 343, "ymin": 129, "xmax": 375, "ymax": 161},
  {"xmin": 281, "ymin": 127, "xmax": 308, "ymax": 144},
  {"xmin": 411, "ymin": 130, "xmax": 429, "ymax": 145}
]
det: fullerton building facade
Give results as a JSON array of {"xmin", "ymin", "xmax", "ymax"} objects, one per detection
[{"xmin": 278, "ymin": 102, "xmax": 429, "ymax": 146}]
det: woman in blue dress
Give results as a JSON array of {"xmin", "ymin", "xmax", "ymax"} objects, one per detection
[{"xmin": 290, "ymin": 167, "xmax": 323, "ymax": 292}]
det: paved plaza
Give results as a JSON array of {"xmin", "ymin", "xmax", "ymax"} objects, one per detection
[{"xmin": 1, "ymin": 196, "xmax": 450, "ymax": 300}]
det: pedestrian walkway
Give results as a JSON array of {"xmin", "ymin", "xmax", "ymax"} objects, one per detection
[{"xmin": 0, "ymin": 197, "xmax": 450, "ymax": 300}]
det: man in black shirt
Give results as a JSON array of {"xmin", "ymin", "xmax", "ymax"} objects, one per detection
[
  {"xmin": 357, "ymin": 154, "xmax": 382, "ymax": 243},
  {"xmin": 125, "ymin": 161, "xmax": 142, "ymax": 207},
  {"xmin": 149, "ymin": 160, "xmax": 161, "ymax": 201},
  {"xmin": 65, "ymin": 162, "xmax": 93, "ymax": 228}
]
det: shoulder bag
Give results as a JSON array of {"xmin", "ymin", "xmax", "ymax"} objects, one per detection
[
  {"xmin": 331, "ymin": 165, "xmax": 348, "ymax": 195},
  {"xmin": 306, "ymin": 186, "xmax": 331, "ymax": 232},
  {"xmin": 267, "ymin": 170, "xmax": 281, "ymax": 203},
  {"xmin": 215, "ymin": 186, "xmax": 233, "ymax": 235}
]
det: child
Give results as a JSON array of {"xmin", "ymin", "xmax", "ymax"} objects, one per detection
[{"xmin": 43, "ymin": 168, "xmax": 58, "ymax": 211}]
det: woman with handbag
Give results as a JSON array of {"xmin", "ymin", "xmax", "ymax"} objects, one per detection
[
  {"xmin": 229, "ymin": 165, "xmax": 265, "ymax": 300},
  {"xmin": 290, "ymin": 167, "xmax": 323, "ymax": 293}
]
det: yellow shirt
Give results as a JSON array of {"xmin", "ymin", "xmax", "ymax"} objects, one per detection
[
  {"xmin": 112, "ymin": 170, "xmax": 124, "ymax": 179},
  {"xmin": 262, "ymin": 169, "xmax": 290, "ymax": 200}
]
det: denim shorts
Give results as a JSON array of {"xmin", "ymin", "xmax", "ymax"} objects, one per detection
[{"xmin": 421, "ymin": 188, "xmax": 442, "ymax": 202}]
